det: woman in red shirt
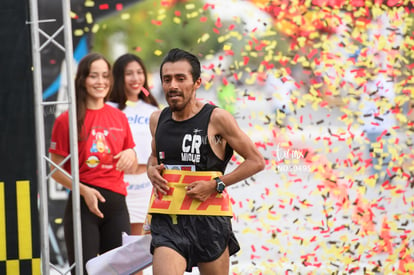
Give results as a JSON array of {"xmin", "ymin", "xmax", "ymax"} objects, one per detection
[{"xmin": 49, "ymin": 53, "xmax": 136, "ymax": 273}]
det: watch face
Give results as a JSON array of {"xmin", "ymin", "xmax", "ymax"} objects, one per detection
[
  {"xmin": 217, "ymin": 182, "xmax": 225, "ymax": 193},
  {"xmin": 215, "ymin": 177, "xmax": 225, "ymax": 193}
]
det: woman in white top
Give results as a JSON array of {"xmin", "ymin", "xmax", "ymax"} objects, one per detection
[{"xmin": 108, "ymin": 54, "xmax": 159, "ymax": 239}]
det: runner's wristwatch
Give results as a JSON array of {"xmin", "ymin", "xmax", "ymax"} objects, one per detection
[{"xmin": 214, "ymin": 177, "xmax": 225, "ymax": 193}]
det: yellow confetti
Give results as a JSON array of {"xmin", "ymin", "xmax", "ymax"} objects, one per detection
[
  {"xmin": 121, "ymin": 13, "xmax": 130, "ymax": 20},
  {"xmin": 91, "ymin": 24, "xmax": 100, "ymax": 33},
  {"xmin": 173, "ymin": 17, "xmax": 181, "ymax": 24},
  {"xmin": 184, "ymin": 3, "xmax": 196, "ymax": 10},
  {"xmin": 154, "ymin": 49, "xmax": 163, "ymax": 56},
  {"xmin": 186, "ymin": 11, "xmax": 199, "ymax": 19},
  {"xmin": 86, "ymin": 12, "xmax": 93, "ymax": 24},
  {"xmin": 73, "ymin": 29, "xmax": 84, "ymax": 36},
  {"xmin": 84, "ymin": 0, "xmax": 94, "ymax": 8}
]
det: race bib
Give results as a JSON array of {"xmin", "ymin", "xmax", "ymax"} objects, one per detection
[{"xmin": 148, "ymin": 170, "xmax": 233, "ymax": 216}]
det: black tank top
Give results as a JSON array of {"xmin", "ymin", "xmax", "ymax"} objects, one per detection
[{"xmin": 155, "ymin": 104, "xmax": 233, "ymax": 173}]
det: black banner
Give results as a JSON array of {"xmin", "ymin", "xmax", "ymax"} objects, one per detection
[{"xmin": 0, "ymin": 0, "xmax": 40, "ymax": 274}]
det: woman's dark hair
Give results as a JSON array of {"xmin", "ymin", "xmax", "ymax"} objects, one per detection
[
  {"xmin": 109, "ymin": 53, "xmax": 159, "ymax": 110},
  {"xmin": 75, "ymin": 52, "xmax": 112, "ymax": 140},
  {"xmin": 160, "ymin": 48, "xmax": 201, "ymax": 83}
]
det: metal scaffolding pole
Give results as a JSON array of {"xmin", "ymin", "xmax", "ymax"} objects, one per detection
[
  {"xmin": 28, "ymin": 0, "xmax": 49, "ymax": 273},
  {"xmin": 62, "ymin": 0, "xmax": 83, "ymax": 273},
  {"xmin": 28, "ymin": 0, "xmax": 83, "ymax": 274}
]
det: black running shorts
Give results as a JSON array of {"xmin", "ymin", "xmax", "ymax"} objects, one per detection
[{"xmin": 150, "ymin": 214, "xmax": 240, "ymax": 272}]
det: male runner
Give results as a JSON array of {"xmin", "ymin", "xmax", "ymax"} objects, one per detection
[{"xmin": 147, "ymin": 48, "xmax": 265, "ymax": 275}]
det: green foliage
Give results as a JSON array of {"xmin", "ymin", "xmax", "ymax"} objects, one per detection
[
  {"xmin": 92, "ymin": 0, "xmax": 220, "ymax": 71},
  {"xmin": 217, "ymin": 83, "xmax": 237, "ymax": 114}
]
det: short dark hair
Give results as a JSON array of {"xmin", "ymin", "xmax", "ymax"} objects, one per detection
[{"xmin": 160, "ymin": 48, "xmax": 201, "ymax": 83}]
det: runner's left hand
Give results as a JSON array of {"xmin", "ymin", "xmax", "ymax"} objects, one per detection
[{"xmin": 185, "ymin": 180, "xmax": 216, "ymax": 201}]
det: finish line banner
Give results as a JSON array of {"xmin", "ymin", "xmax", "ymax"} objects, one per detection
[{"xmin": 148, "ymin": 170, "xmax": 233, "ymax": 216}]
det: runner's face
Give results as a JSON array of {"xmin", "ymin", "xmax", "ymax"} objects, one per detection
[
  {"xmin": 124, "ymin": 61, "xmax": 145, "ymax": 101},
  {"xmin": 85, "ymin": 59, "xmax": 110, "ymax": 103},
  {"xmin": 161, "ymin": 60, "xmax": 201, "ymax": 112}
]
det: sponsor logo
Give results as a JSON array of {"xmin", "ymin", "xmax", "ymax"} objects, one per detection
[
  {"xmin": 149, "ymin": 170, "xmax": 232, "ymax": 216},
  {"xmin": 86, "ymin": 155, "xmax": 100, "ymax": 168}
]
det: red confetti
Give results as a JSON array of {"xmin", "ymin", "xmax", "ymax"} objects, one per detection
[
  {"xmin": 141, "ymin": 87, "xmax": 150, "ymax": 97},
  {"xmin": 243, "ymin": 56, "xmax": 249, "ymax": 66},
  {"xmin": 215, "ymin": 18, "xmax": 222, "ymax": 28},
  {"xmin": 151, "ymin": 20, "xmax": 162, "ymax": 26},
  {"xmin": 99, "ymin": 4, "xmax": 109, "ymax": 10}
]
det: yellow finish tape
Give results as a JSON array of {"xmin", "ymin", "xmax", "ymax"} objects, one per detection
[{"xmin": 148, "ymin": 170, "xmax": 233, "ymax": 216}]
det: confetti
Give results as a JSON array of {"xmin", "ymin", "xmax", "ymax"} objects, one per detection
[{"xmin": 49, "ymin": 1, "xmax": 414, "ymax": 273}]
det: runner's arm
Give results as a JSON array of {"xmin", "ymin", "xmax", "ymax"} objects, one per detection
[
  {"xmin": 147, "ymin": 110, "xmax": 168, "ymax": 196},
  {"xmin": 210, "ymin": 108, "xmax": 265, "ymax": 187}
]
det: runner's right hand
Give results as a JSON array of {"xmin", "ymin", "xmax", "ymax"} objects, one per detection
[{"xmin": 148, "ymin": 163, "xmax": 168, "ymax": 198}]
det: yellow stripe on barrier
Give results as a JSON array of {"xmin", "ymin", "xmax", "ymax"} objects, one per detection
[
  {"xmin": 32, "ymin": 258, "xmax": 41, "ymax": 275},
  {"xmin": 148, "ymin": 170, "xmax": 233, "ymax": 216},
  {"xmin": 16, "ymin": 180, "xmax": 32, "ymax": 259},
  {"xmin": 0, "ymin": 182, "xmax": 5, "ymax": 261},
  {"xmin": 6, "ymin": 259, "xmax": 19, "ymax": 274}
]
